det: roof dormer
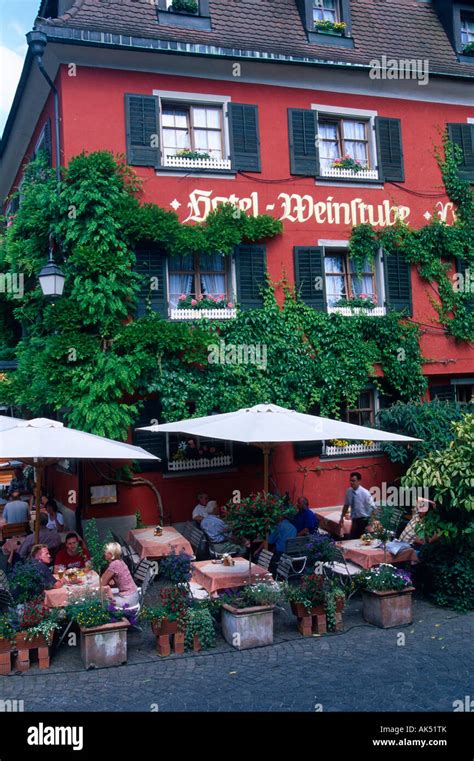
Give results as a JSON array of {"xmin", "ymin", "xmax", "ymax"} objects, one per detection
[
  {"xmin": 433, "ymin": 0, "xmax": 474, "ymax": 62},
  {"xmin": 296, "ymin": 0, "xmax": 354, "ymax": 48},
  {"xmin": 157, "ymin": 0, "xmax": 211, "ymax": 31}
]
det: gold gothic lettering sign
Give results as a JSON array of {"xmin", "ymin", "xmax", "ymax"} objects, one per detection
[{"xmin": 177, "ymin": 189, "xmax": 456, "ymax": 226}]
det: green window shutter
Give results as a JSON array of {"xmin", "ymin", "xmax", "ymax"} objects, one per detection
[
  {"xmin": 294, "ymin": 246, "xmax": 326, "ymax": 311},
  {"xmin": 125, "ymin": 94, "xmax": 160, "ymax": 167},
  {"xmin": 456, "ymin": 257, "xmax": 473, "ymax": 313},
  {"xmin": 235, "ymin": 244, "xmax": 267, "ymax": 309},
  {"xmin": 375, "ymin": 117, "xmax": 405, "ymax": 182},
  {"xmin": 132, "ymin": 399, "xmax": 166, "ymax": 472},
  {"xmin": 384, "ymin": 251, "xmax": 412, "ymax": 315},
  {"xmin": 429, "ymin": 385, "xmax": 456, "ymax": 402},
  {"xmin": 288, "ymin": 108, "xmax": 319, "ymax": 176},
  {"xmin": 228, "ymin": 103, "xmax": 261, "ymax": 172},
  {"xmin": 294, "ymin": 441, "xmax": 323, "ymax": 459},
  {"xmin": 447, "ymin": 124, "xmax": 474, "ymax": 182},
  {"xmin": 135, "ymin": 248, "xmax": 168, "ymax": 317}
]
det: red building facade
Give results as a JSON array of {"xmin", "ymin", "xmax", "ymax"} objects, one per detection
[{"xmin": 1, "ymin": 0, "xmax": 473, "ymax": 526}]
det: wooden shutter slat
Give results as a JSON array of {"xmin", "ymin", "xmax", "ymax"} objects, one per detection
[
  {"xmin": 228, "ymin": 103, "xmax": 261, "ymax": 172},
  {"xmin": 235, "ymin": 244, "xmax": 266, "ymax": 309},
  {"xmin": 135, "ymin": 248, "xmax": 168, "ymax": 317},
  {"xmin": 384, "ymin": 251, "xmax": 412, "ymax": 315},
  {"xmin": 288, "ymin": 109, "xmax": 319, "ymax": 176},
  {"xmin": 125, "ymin": 94, "xmax": 160, "ymax": 167},
  {"xmin": 294, "ymin": 246, "xmax": 326, "ymax": 311},
  {"xmin": 375, "ymin": 117, "xmax": 405, "ymax": 182},
  {"xmin": 447, "ymin": 124, "xmax": 474, "ymax": 182}
]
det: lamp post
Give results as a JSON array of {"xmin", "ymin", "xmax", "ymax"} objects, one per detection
[{"xmin": 38, "ymin": 250, "xmax": 65, "ymax": 297}]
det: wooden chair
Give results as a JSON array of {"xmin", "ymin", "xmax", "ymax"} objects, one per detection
[
  {"xmin": 189, "ymin": 526, "xmax": 207, "ymax": 559},
  {"xmin": 255, "ymin": 549, "xmax": 273, "ymax": 571},
  {"xmin": 179, "ymin": 522, "xmax": 193, "ymax": 541},
  {"xmin": 1, "ymin": 522, "xmax": 30, "ymax": 540}
]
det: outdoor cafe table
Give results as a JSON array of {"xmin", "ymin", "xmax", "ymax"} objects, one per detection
[
  {"xmin": 191, "ymin": 558, "xmax": 270, "ymax": 596},
  {"xmin": 127, "ymin": 526, "xmax": 193, "ymax": 560},
  {"xmin": 336, "ymin": 539, "xmax": 418, "ymax": 570},
  {"xmin": 312, "ymin": 507, "xmax": 351, "ymax": 538},
  {"xmin": 44, "ymin": 571, "xmax": 113, "ymax": 608}
]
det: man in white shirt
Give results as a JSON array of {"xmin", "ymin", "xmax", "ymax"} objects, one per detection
[
  {"xmin": 339, "ymin": 472, "xmax": 375, "ymax": 539},
  {"xmin": 192, "ymin": 492, "xmax": 211, "ymax": 523}
]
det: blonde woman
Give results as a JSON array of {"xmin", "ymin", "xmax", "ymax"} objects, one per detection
[{"xmin": 101, "ymin": 542, "xmax": 139, "ymax": 608}]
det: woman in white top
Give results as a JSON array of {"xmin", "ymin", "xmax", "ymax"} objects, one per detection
[{"xmin": 45, "ymin": 499, "xmax": 64, "ymax": 531}]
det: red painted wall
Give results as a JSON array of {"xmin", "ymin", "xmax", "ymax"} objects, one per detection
[{"xmin": 11, "ymin": 65, "xmax": 474, "ymax": 524}]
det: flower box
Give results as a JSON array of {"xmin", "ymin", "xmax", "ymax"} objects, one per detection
[
  {"xmin": 170, "ymin": 308, "xmax": 236, "ymax": 321},
  {"xmin": 0, "ymin": 637, "xmax": 14, "ymax": 675},
  {"xmin": 221, "ymin": 603, "xmax": 275, "ymax": 650},
  {"xmin": 315, "ymin": 28, "xmax": 344, "ymax": 36},
  {"xmin": 14, "ymin": 632, "xmax": 53, "ymax": 672},
  {"xmin": 163, "ymin": 156, "xmax": 232, "ymax": 171},
  {"xmin": 79, "ymin": 619, "xmax": 129, "ymax": 669},
  {"xmin": 321, "ymin": 166, "xmax": 379, "ymax": 181},
  {"xmin": 151, "ymin": 619, "xmax": 184, "ymax": 656},
  {"xmin": 290, "ymin": 601, "xmax": 327, "ymax": 635},
  {"xmin": 168, "ymin": 455, "xmax": 233, "ymax": 471},
  {"xmin": 361, "ymin": 587, "xmax": 415, "ymax": 628}
]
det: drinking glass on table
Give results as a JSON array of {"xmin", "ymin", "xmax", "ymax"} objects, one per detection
[{"xmin": 57, "ymin": 565, "xmax": 65, "ymax": 580}]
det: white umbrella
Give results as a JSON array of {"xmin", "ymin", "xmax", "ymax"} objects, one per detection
[
  {"xmin": 139, "ymin": 403, "xmax": 420, "ymax": 492},
  {"xmin": 0, "ymin": 414, "xmax": 24, "ymax": 431},
  {"xmin": 0, "ymin": 417, "xmax": 159, "ymax": 541}
]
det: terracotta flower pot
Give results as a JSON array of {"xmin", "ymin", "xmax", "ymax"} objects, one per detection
[
  {"xmin": 193, "ymin": 634, "xmax": 202, "ymax": 652},
  {"xmin": 79, "ymin": 619, "xmax": 129, "ymax": 669},
  {"xmin": 0, "ymin": 637, "xmax": 13, "ymax": 675},
  {"xmin": 221, "ymin": 603, "xmax": 275, "ymax": 650},
  {"xmin": 152, "ymin": 619, "xmax": 178, "ymax": 636},
  {"xmin": 15, "ymin": 632, "xmax": 52, "ymax": 649},
  {"xmin": 361, "ymin": 587, "xmax": 415, "ymax": 628},
  {"xmin": 290, "ymin": 601, "xmax": 325, "ymax": 618},
  {"xmin": 0, "ymin": 637, "xmax": 13, "ymax": 654}
]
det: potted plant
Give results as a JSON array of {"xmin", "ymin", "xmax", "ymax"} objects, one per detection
[
  {"xmin": 65, "ymin": 596, "xmax": 130, "ymax": 669},
  {"xmin": 0, "ymin": 612, "xmax": 16, "ymax": 675},
  {"xmin": 224, "ymin": 491, "xmax": 294, "ymax": 583},
  {"xmin": 159, "ymin": 550, "xmax": 193, "ymax": 587},
  {"xmin": 176, "ymin": 149, "xmax": 210, "ymax": 160},
  {"xmin": 462, "ymin": 42, "xmax": 474, "ymax": 56},
  {"xmin": 335, "ymin": 295, "xmax": 378, "ymax": 310},
  {"xmin": 323, "ymin": 579, "xmax": 346, "ymax": 632},
  {"xmin": 332, "ymin": 155, "xmax": 365, "ymax": 173},
  {"xmin": 177, "ymin": 294, "xmax": 233, "ymax": 310},
  {"xmin": 140, "ymin": 586, "xmax": 190, "ymax": 656},
  {"xmin": 356, "ymin": 564, "xmax": 415, "ymax": 628},
  {"xmin": 219, "ymin": 580, "xmax": 282, "ymax": 650},
  {"xmin": 14, "ymin": 598, "xmax": 61, "ymax": 671},
  {"xmin": 10, "ymin": 563, "xmax": 45, "ymax": 603},
  {"xmin": 284, "ymin": 573, "xmax": 327, "ymax": 634},
  {"xmin": 314, "ymin": 20, "xmax": 347, "ymax": 36},
  {"xmin": 184, "ymin": 605, "xmax": 216, "ymax": 651},
  {"xmin": 170, "ymin": 0, "xmax": 199, "ymax": 14}
]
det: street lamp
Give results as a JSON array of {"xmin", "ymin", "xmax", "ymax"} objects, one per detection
[{"xmin": 38, "ymin": 238, "xmax": 65, "ymax": 297}]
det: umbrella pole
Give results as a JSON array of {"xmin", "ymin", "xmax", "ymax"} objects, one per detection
[
  {"xmin": 34, "ymin": 461, "xmax": 43, "ymax": 544},
  {"xmin": 263, "ymin": 445, "xmax": 271, "ymax": 494}
]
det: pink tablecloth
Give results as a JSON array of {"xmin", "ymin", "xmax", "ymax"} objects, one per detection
[
  {"xmin": 127, "ymin": 527, "xmax": 193, "ymax": 560},
  {"xmin": 44, "ymin": 571, "xmax": 113, "ymax": 608},
  {"xmin": 312, "ymin": 508, "xmax": 351, "ymax": 538},
  {"xmin": 191, "ymin": 558, "xmax": 270, "ymax": 595},
  {"xmin": 336, "ymin": 539, "xmax": 418, "ymax": 570}
]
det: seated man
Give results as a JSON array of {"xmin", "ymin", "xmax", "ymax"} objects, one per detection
[
  {"xmin": 7, "ymin": 467, "xmax": 29, "ymax": 498},
  {"xmin": 27, "ymin": 544, "xmax": 63, "ymax": 591},
  {"xmin": 3, "ymin": 490, "xmax": 29, "ymax": 524},
  {"xmin": 192, "ymin": 492, "xmax": 212, "ymax": 524},
  {"xmin": 292, "ymin": 497, "xmax": 318, "ymax": 536},
  {"xmin": 201, "ymin": 504, "xmax": 247, "ymax": 556},
  {"xmin": 399, "ymin": 498, "xmax": 437, "ymax": 554},
  {"xmin": 54, "ymin": 533, "xmax": 91, "ymax": 571},
  {"xmin": 256, "ymin": 514, "xmax": 297, "ymax": 573},
  {"xmin": 18, "ymin": 513, "xmax": 62, "ymax": 560}
]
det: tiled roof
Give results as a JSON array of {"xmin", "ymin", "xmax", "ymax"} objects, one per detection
[{"xmin": 37, "ymin": 0, "xmax": 474, "ymax": 77}]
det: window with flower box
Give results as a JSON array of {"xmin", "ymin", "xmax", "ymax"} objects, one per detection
[
  {"xmin": 168, "ymin": 253, "xmax": 235, "ymax": 319},
  {"xmin": 318, "ymin": 117, "xmax": 372, "ymax": 177},
  {"xmin": 157, "ymin": 0, "xmax": 211, "ymax": 31},
  {"xmin": 323, "ymin": 390, "xmax": 384, "ymax": 457},
  {"xmin": 461, "ymin": 15, "xmax": 474, "ymax": 46},
  {"xmin": 162, "ymin": 104, "xmax": 226, "ymax": 168},
  {"xmin": 168, "ymin": 434, "xmax": 233, "ymax": 472},
  {"xmin": 324, "ymin": 250, "xmax": 381, "ymax": 313},
  {"xmin": 296, "ymin": 0, "xmax": 354, "ymax": 46}
]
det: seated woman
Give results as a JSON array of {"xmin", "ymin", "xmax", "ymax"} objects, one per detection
[
  {"xmin": 101, "ymin": 542, "xmax": 139, "ymax": 609},
  {"xmin": 45, "ymin": 499, "xmax": 65, "ymax": 531}
]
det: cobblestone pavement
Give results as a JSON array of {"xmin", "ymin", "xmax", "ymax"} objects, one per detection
[{"xmin": 0, "ymin": 595, "xmax": 472, "ymax": 712}]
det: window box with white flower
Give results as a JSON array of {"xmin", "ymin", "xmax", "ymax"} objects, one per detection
[
  {"xmin": 168, "ymin": 435, "xmax": 233, "ymax": 471},
  {"xmin": 168, "ymin": 254, "xmax": 236, "ymax": 320}
]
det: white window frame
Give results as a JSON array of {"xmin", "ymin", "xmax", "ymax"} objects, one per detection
[
  {"xmin": 320, "ymin": 240, "xmax": 386, "ymax": 316},
  {"xmin": 152, "ymin": 89, "xmax": 233, "ymax": 174},
  {"xmin": 312, "ymin": 103, "xmax": 379, "ymax": 181}
]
